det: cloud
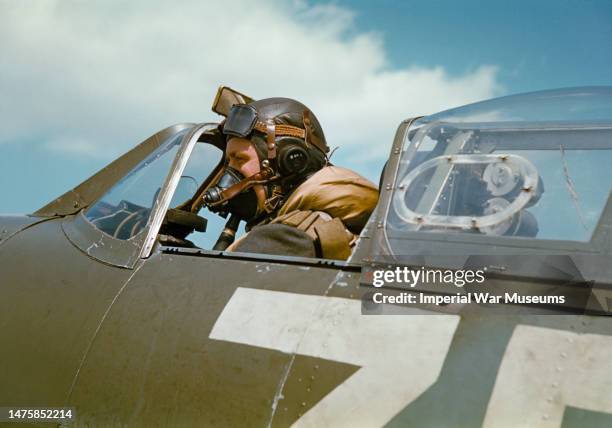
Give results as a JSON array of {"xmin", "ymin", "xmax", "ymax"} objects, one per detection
[
  {"xmin": 43, "ymin": 137, "xmax": 104, "ymax": 158},
  {"xmin": 0, "ymin": 0, "xmax": 502, "ymax": 169}
]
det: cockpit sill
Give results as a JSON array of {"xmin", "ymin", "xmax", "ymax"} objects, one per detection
[{"xmin": 159, "ymin": 245, "xmax": 363, "ymax": 271}]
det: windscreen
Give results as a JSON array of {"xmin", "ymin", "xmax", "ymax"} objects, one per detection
[{"xmin": 85, "ymin": 129, "xmax": 190, "ymax": 239}]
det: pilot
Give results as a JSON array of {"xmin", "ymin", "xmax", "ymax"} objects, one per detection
[{"xmin": 203, "ymin": 97, "xmax": 379, "ymax": 260}]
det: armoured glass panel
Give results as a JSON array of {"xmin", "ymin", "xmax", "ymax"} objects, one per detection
[
  {"xmin": 85, "ymin": 129, "xmax": 190, "ymax": 239},
  {"xmin": 174, "ymin": 141, "xmax": 227, "ymax": 250},
  {"xmin": 388, "ymin": 89, "xmax": 612, "ymax": 243},
  {"xmin": 169, "ymin": 142, "xmax": 223, "ymax": 209}
]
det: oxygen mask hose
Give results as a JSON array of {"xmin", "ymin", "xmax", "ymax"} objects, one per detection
[{"xmin": 213, "ymin": 214, "xmax": 241, "ymax": 251}]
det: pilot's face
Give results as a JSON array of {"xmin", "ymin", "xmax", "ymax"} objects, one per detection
[{"xmin": 226, "ymin": 137, "xmax": 266, "ymax": 211}]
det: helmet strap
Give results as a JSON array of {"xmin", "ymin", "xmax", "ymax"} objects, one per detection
[
  {"xmin": 262, "ymin": 121, "xmax": 282, "ymax": 211},
  {"xmin": 263, "ymin": 183, "xmax": 284, "ymax": 213},
  {"xmin": 265, "ymin": 121, "xmax": 277, "ymax": 160}
]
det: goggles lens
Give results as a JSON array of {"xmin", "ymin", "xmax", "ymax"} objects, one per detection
[{"xmin": 223, "ymin": 104, "xmax": 258, "ymax": 138}]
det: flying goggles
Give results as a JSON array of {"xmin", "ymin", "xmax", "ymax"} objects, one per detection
[{"xmin": 224, "ymin": 104, "xmax": 307, "ymax": 141}]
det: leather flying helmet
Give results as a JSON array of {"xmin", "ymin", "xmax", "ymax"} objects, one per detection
[{"xmin": 204, "ymin": 97, "xmax": 329, "ymax": 222}]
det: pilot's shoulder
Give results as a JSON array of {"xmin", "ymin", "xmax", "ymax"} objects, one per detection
[
  {"xmin": 308, "ymin": 165, "xmax": 377, "ymax": 187},
  {"xmin": 279, "ymin": 165, "xmax": 379, "ymax": 233}
]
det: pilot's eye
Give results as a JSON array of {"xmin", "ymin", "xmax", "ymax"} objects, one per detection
[{"xmin": 230, "ymin": 153, "xmax": 249, "ymax": 163}]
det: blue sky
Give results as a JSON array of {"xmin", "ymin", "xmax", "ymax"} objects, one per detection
[
  {"xmin": 1, "ymin": 0, "xmax": 611, "ymax": 215},
  {"xmin": 324, "ymin": 0, "xmax": 612, "ymax": 93}
]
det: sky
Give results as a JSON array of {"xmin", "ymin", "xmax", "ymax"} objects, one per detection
[{"xmin": 1, "ymin": 0, "xmax": 611, "ymax": 215}]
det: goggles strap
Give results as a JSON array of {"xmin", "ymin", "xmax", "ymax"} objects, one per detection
[
  {"xmin": 253, "ymin": 122, "xmax": 305, "ymax": 139},
  {"xmin": 266, "ymin": 121, "xmax": 277, "ymax": 160}
]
